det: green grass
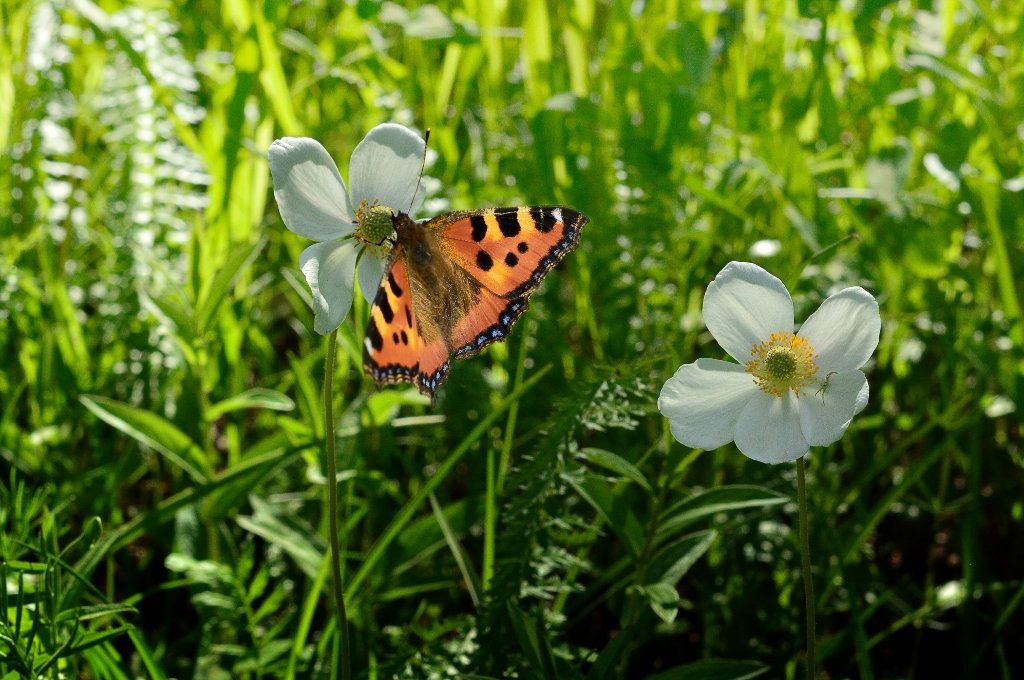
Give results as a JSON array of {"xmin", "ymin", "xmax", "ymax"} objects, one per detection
[{"xmin": 2, "ymin": 0, "xmax": 1023, "ymax": 677}]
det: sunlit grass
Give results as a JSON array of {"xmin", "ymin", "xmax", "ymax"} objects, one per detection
[{"xmin": 1, "ymin": 0, "xmax": 1022, "ymax": 677}]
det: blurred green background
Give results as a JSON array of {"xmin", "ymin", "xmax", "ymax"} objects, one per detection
[{"xmin": 1, "ymin": 0, "xmax": 1022, "ymax": 677}]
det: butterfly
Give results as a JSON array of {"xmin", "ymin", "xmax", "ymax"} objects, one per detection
[{"xmin": 362, "ymin": 206, "xmax": 588, "ymax": 400}]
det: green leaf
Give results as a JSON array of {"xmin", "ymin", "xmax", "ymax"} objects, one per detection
[
  {"xmin": 648, "ymin": 530, "xmax": 717, "ymax": 584},
  {"xmin": 577, "ymin": 447, "xmax": 652, "ymax": 491},
  {"xmin": 657, "ymin": 485, "xmax": 788, "ymax": 539},
  {"xmin": 194, "ymin": 237, "xmax": 266, "ymax": 334},
  {"xmin": 289, "ymin": 352, "xmax": 323, "ymax": 439},
  {"xmin": 363, "ymin": 387, "xmax": 431, "ymax": 425},
  {"xmin": 641, "ymin": 582, "xmax": 679, "ymax": 623},
  {"xmin": 205, "ymin": 431, "xmax": 291, "ymax": 516},
  {"xmin": 55, "ymin": 603, "xmax": 137, "ymax": 623},
  {"xmin": 381, "ymin": 4, "xmax": 461, "ymax": 40},
  {"xmin": 206, "ymin": 388, "xmax": 295, "ymax": 420},
  {"xmin": 80, "ymin": 395, "xmax": 210, "ymax": 482},
  {"xmin": 505, "ymin": 603, "xmax": 560, "ymax": 679},
  {"xmin": 63, "ymin": 625, "xmax": 135, "ymax": 656},
  {"xmin": 569, "ymin": 475, "xmax": 646, "ymax": 557},
  {"xmin": 429, "ymin": 493, "xmax": 481, "ymax": 607},
  {"xmin": 253, "ymin": 8, "xmax": 301, "ymax": 136},
  {"xmin": 125, "ymin": 624, "xmax": 173, "ymax": 679},
  {"xmin": 645, "ymin": 659, "xmax": 769, "ymax": 680},
  {"xmin": 235, "ymin": 495, "xmax": 323, "ymax": 578},
  {"xmin": 142, "ymin": 291, "xmax": 195, "ymax": 340}
]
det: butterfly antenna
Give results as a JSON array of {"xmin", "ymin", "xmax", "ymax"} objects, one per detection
[{"xmin": 408, "ymin": 127, "xmax": 430, "ymax": 214}]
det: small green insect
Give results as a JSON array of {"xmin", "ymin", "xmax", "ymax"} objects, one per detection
[{"xmin": 815, "ymin": 372, "xmax": 838, "ymax": 402}]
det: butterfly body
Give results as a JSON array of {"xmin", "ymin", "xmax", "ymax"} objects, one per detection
[{"xmin": 363, "ymin": 206, "xmax": 588, "ymax": 399}]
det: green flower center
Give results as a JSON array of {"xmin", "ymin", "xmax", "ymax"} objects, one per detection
[
  {"xmin": 745, "ymin": 331, "xmax": 818, "ymax": 397},
  {"xmin": 353, "ymin": 199, "xmax": 395, "ymax": 245}
]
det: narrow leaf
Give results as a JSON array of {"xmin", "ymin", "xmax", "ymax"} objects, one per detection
[
  {"xmin": 64, "ymin": 625, "xmax": 135, "ymax": 656},
  {"xmin": 648, "ymin": 530, "xmax": 717, "ymax": 585},
  {"xmin": 206, "ymin": 388, "xmax": 295, "ymax": 420},
  {"xmin": 506, "ymin": 603, "xmax": 560, "ymax": 679},
  {"xmin": 570, "ymin": 475, "xmax": 646, "ymax": 557},
  {"xmin": 658, "ymin": 486, "xmax": 788, "ymax": 539},
  {"xmin": 577, "ymin": 447, "xmax": 652, "ymax": 491},
  {"xmin": 55, "ymin": 603, "xmax": 137, "ymax": 624},
  {"xmin": 236, "ymin": 496, "xmax": 323, "ymax": 578},
  {"xmin": 195, "ymin": 237, "xmax": 266, "ymax": 333},
  {"xmin": 80, "ymin": 396, "xmax": 209, "ymax": 482},
  {"xmin": 429, "ymin": 493, "xmax": 481, "ymax": 607}
]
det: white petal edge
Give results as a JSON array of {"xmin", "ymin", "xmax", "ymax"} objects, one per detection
[
  {"xmin": 703, "ymin": 261, "xmax": 795, "ymax": 363},
  {"xmin": 298, "ymin": 239, "xmax": 359, "ymax": 334},
  {"xmin": 734, "ymin": 391, "xmax": 808, "ymax": 464},
  {"xmin": 798, "ymin": 286, "xmax": 880, "ymax": 373},
  {"xmin": 356, "ymin": 249, "xmax": 388, "ymax": 305},
  {"xmin": 799, "ymin": 370, "xmax": 868, "ymax": 446},
  {"xmin": 853, "ymin": 376, "xmax": 870, "ymax": 415},
  {"xmin": 348, "ymin": 123, "xmax": 426, "ymax": 217},
  {"xmin": 268, "ymin": 138, "xmax": 355, "ymax": 241},
  {"xmin": 658, "ymin": 358, "xmax": 757, "ymax": 450}
]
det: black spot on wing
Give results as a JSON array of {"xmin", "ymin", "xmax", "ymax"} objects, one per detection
[
  {"xmin": 388, "ymin": 272, "xmax": 403, "ymax": 297},
  {"xmin": 367, "ymin": 320, "xmax": 384, "ymax": 351},
  {"xmin": 470, "ymin": 214, "xmax": 488, "ymax": 241},
  {"xmin": 495, "ymin": 208, "xmax": 521, "ymax": 237},
  {"xmin": 531, "ymin": 207, "xmax": 555, "ymax": 233},
  {"xmin": 404, "ymin": 305, "xmax": 412, "ymax": 327},
  {"xmin": 476, "ymin": 250, "xmax": 494, "ymax": 271},
  {"xmin": 505, "ymin": 252, "xmax": 519, "ymax": 267},
  {"xmin": 517, "ymin": 241, "xmax": 529, "ymax": 253},
  {"xmin": 376, "ymin": 290, "xmax": 394, "ymax": 323}
]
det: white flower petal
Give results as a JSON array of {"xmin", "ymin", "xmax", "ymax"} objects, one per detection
[
  {"xmin": 298, "ymin": 239, "xmax": 359, "ymax": 334},
  {"xmin": 799, "ymin": 370, "xmax": 868, "ymax": 446},
  {"xmin": 348, "ymin": 124, "xmax": 426, "ymax": 216},
  {"xmin": 658, "ymin": 359, "xmax": 757, "ymax": 450},
  {"xmin": 798, "ymin": 287, "xmax": 880, "ymax": 372},
  {"xmin": 703, "ymin": 262, "xmax": 795, "ymax": 363},
  {"xmin": 357, "ymin": 249, "xmax": 388, "ymax": 305},
  {"xmin": 853, "ymin": 376, "xmax": 870, "ymax": 415},
  {"xmin": 268, "ymin": 138, "xmax": 355, "ymax": 241},
  {"xmin": 734, "ymin": 392, "xmax": 808, "ymax": 463}
]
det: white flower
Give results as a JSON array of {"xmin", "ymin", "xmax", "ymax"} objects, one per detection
[
  {"xmin": 267, "ymin": 124, "xmax": 426, "ymax": 334},
  {"xmin": 658, "ymin": 261, "xmax": 881, "ymax": 464}
]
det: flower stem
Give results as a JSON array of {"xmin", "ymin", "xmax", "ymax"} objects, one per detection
[
  {"xmin": 324, "ymin": 330, "xmax": 351, "ymax": 680},
  {"xmin": 797, "ymin": 456, "xmax": 817, "ymax": 680}
]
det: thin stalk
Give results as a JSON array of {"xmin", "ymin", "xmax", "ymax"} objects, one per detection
[
  {"xmin": 797, "ymin": 456, "xmax": 817, "ymax": 680},
  {"xmin": 323, "ymin": 330, "xmax": 351, "ymax": 680},
  {"xmin": 482, "ymin": 446, "xmax": 498, "ymax": 594},
  {"xmin": 484, "ymin": 326, "xmax": 532, "ymax": 594}
]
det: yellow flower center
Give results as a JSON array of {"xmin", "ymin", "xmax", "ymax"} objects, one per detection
[
  {"xmin": 353, "ymin": 199, "xmax": 395, "ymax": 246},
  {"xmin": 745, "ymin": 331, "xmax": 818, "ymax": 398}
]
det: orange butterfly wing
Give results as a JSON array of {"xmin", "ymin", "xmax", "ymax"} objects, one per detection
[
  {"xmin": 439, "ymin": 207, "xmax": 587, "ymax": 298},
  {"xmin": 363, "ymin": 206, "xmax": 587, "ymax": 400},
  {"xmin": 449, "ymin": 290, "xmax": 529, "ymax": 361},
  {"xmin": 363, "ymin": 256, "xmax": 451, "ymax": 396},
  {"xmin": 441, "ymin": 206, "xmax": 586, "ymax": 358}
]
